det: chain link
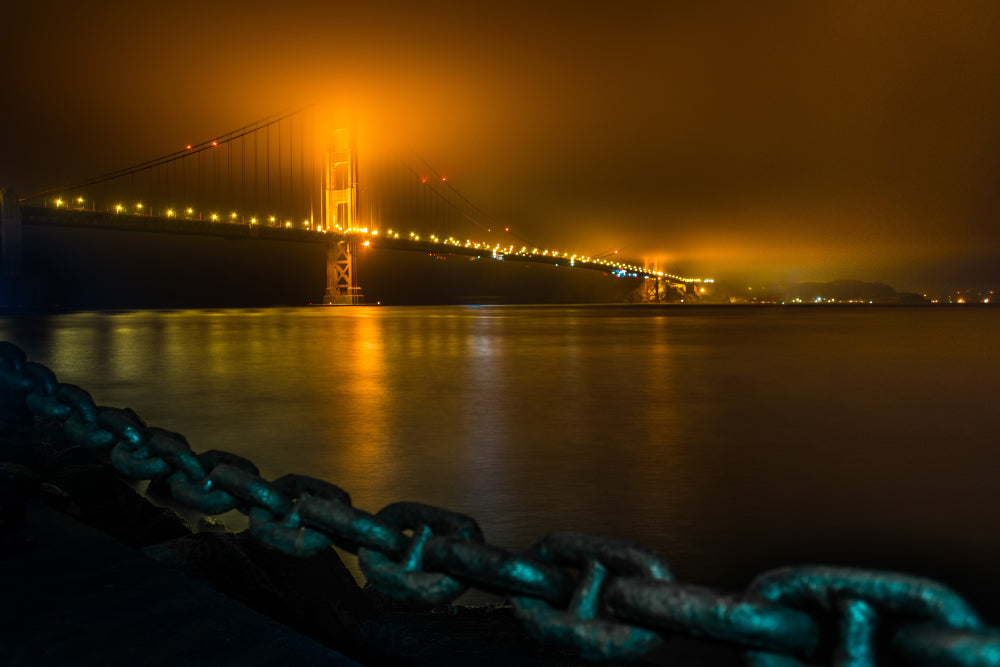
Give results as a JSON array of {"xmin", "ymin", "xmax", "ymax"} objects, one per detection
[
  {"xmin": 357, "ymin": 502, "xmax": 484, "ymax": 604},
  {"xmin": 746, "ymin": 566, "xmax": 988, "ymax": 667},
  {"xmin": 2, "ymin": 341, "xmax": 998, "ymax": 665},
  {"xmin": 167, "ymin": 451, "xmax": 257, "ymax": 514},
  {"xmin": 604, "ymin": 576, "xmax": 821, "ymax": 654},
  {"xmin": 248, "ymin": 474, "xmax": 351, "ymax": 557},
  {"xmin": 510, "ymin": 532, "xmax": 675, "ymax": 661}
]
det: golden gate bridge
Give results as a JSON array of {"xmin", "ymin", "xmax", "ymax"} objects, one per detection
[{"xmin": 5, "ymin": 108, "xmax": 708, "ymax": 305}]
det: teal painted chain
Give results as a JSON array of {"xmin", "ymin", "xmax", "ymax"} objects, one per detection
[{"xmin": 2, "ymin": 340, "xmax": 999, "ymax": 665}]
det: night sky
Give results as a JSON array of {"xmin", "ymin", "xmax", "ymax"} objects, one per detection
[{"xmin": 4, "ymin": 1, "xmax": 999, "ymax": 292}]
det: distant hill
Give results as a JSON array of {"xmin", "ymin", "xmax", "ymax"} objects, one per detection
[
  {"xmin": 790, "ymin": 280, "xmax": 897, "ymax": 302},
  {"xmin": 702, "ymin": 279, "xmax": 926, "ymax": 304}
]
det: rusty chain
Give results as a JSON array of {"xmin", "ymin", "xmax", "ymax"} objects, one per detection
[{"xmin": 2, "ymin": 340, "xmax": 999, "ymax": 665}]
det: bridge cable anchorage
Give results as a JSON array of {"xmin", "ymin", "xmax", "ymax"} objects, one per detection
[{"xmin": 4, "ymin": 339, "xmax": 1000, "ymax": 664}]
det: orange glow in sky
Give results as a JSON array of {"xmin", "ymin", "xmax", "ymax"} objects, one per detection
[{"xmin": 4, "ymin": 1, "xmax": 999, "ymax": 291}]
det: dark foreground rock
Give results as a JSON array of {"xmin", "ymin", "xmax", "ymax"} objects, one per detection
[
  {"xmin": 0, "ymin": 418, "xmax": 191, "ymax": 548},
  {"xmin": 143, "ymin": 530, "xmax": 374, "ymax": 657},
  {"xmin": 1, "ymin": 405, "xmax": 742, "ymax": 665},
  {"xmin": 139, "ymin": 530, "xmax": 670, "ymax": 666},
  {"xmin": 44, "ymin": 462, "xmax": 191, "ymax": 546}
]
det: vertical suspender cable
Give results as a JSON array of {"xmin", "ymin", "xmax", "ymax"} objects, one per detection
[
  {"xmin": 241, "ymin": 134, "xmax": 245, "ymax": 222},
  {"xmin": 310, "ymin": 108, "xmax": 315, "ymax": 226},
  {"xmin": 298, "ymin": 113, "xmax": 304, "ymax": 225},
  {"xmin": 278, "ymin": 118, "xmax": 282, "ymax": 221},
  {"xmin": 253, "ymin": 127, "xmax": 258, "ymax": 218},
  {"xmin": 265, "ymin": 125, "xmax": 271, "ymax": 222}
]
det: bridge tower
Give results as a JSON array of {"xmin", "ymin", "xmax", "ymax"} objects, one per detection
[
  {"xmin": 643, "ymin": 257, "xmax": 694, "ymax": 303},
  {"xmin": 323, "ymin": 128, "xmax": 363, "ymax": 305}
]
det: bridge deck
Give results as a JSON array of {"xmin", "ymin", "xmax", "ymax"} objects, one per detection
[{"xmin": 19, "ymin": 206, "xmax": 328, "ymax": 244}]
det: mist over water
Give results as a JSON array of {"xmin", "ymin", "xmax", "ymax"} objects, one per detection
[{"xmin": 4, "ymin": 305, "xmax": 998, "ymax": 615}]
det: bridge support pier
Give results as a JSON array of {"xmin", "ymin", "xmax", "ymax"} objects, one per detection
[
  {"xmin": 323, "ymin": 237, "xmax": 363, "ymax": 305},
  {"xmin": 0, "ymin": 189, "xmax": 40, "ymax": 309},
  {"xmin": 643, "ymin": 276, "xmax": 661, "ymax": 303},
  {"xmin": 642, "ymin": 259, "xmax": 662, "ymax": 303},
  {"xmin": 1, "ymin": 188, "xmax": 23, "ymax": 279}
]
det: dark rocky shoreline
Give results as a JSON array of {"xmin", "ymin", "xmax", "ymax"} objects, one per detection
[{"xmin": 0, "ymin": 395, "xmax": 739, "ymax": 666}]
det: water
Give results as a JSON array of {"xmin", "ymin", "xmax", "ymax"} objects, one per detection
[{"xmin": 3, "ymin": 305, "xmax": 998, "ymax": 616}]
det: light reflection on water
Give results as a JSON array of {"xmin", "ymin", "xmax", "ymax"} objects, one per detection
[{"xmin": 2, "ymin": 305, "xmax": 998, "ymax": 614}]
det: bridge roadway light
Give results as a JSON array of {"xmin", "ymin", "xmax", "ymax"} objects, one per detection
[{"xmin": 166, "ymin": 209, "xmax": 175, "ymax": 217}]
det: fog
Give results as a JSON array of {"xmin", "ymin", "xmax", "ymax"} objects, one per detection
[{"xmin": 4, "ymin": 1, "xmax": 999, "ymax": 291}]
